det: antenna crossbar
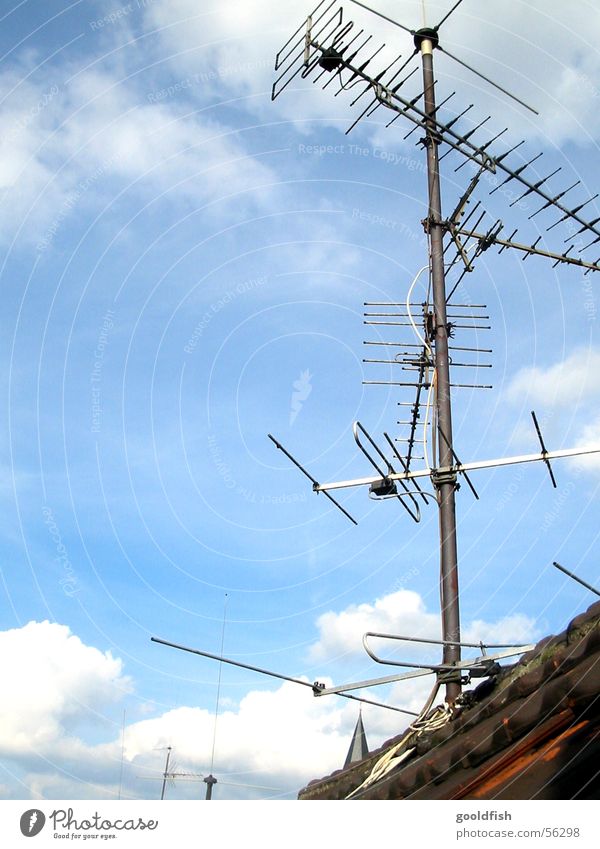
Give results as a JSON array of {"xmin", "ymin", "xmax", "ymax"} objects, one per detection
[
  {"xmin": 447, "ymin": 224, "xmax": 600, "ymax": 272},
  {"xmin": 364, "ymin": 632, "xmax": 533, "ymax": 650},
  {"xmin": 151, "ymin": 636, "xmax": 417, "ymax": 715},
  {"xmin": 312, "ymin": 445, "xmax": 600, "ymax": 493}
]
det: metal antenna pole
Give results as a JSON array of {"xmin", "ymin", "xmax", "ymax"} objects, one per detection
[
  {"xmin": 117, "ymin": 709, "xmax": 126, "ymax": 800},
  {"xmin": 417, "ymin": 28, "xmax": 461, "ymax": 704},
  {"xmin": 204, "ymin": 774, "xmax": 218, "ymax": 800},
  {"xmin": 160, "ymin": 747, "xmax": 172, "ymax": 801},
  {"xmin": 210, "ymin": 595, "xmax": 228, "ymax": 775}
]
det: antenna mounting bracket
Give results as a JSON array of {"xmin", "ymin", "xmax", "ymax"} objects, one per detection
[{"xmin": 432, "ymin": 468, "xmax": 458, "ymax": 489}]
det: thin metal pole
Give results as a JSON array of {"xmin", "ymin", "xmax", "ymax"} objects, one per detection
[
  {"xmin": 160, "ymin": 747, "xmax": 172, "ymax": 801},
  {"xmin": 210, "ymin": 595, "xmax": 228, "ymax": 774},
  {"xmin": 117, "ymin": 709, "xmax": 126, "ymax": 800},
  {"xmin": 420, "ymin": 35, "xmax": 461, "ymax": 704}
]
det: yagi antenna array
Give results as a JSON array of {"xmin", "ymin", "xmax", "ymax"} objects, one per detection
[
  {"xmin": 272, "ymin": 0, "xmax": 600, "ymax": 271},
  {"xmin": 363, "ymin": 297, "xmax": 492, "ymax": 475},
  {"xmin": 270, "ymin": 1, "xmax": 600, "ymax": 708}
]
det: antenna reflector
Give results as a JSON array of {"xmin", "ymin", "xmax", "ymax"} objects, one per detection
[
  {"xmin": 268, "ymin": 434, "xmax": 358, "ymax": 524},
  {"xmin": 531, "ymin": 411, "xmax": 557, "ymax": 488}
]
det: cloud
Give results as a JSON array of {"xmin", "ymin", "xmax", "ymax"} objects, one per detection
[
  {"xmin": 308, "ymin": 589, "xmax": 441, "ymax": 663},
  {"xmin": 0, "ymin": 596, "xmax": 541, "ymax": 799},
  {"xmin": 0, "ymin": 56, "xmax": 278, "ymax": 250},
  {"xmin": 305, "ymin": 590, "xmax": 540, "ymax": 749},
  {"xmin": 62, "ymin": 69, "xmax": 275, "ymax": 202},
  {"xmin": 504, "ymin": 348, "xmax": 600, "ymax": 475},
  {"xmin": 462, "ymin": 613, "xmax": 540, "ymax": 646},
  {"xmin": 144, "ymin": 0, "xmax": 600, "ymax": 146},
  {"xmin": 308, "ymin": 588, "xmax": 539, "ymax": 662},
  {"xmin": 505, "ymin": 348, "xmax": 600, "ymax": 409},
  {"xmin": 570, "ymin": 414, "xmax": 600, "ymax": 473},
  {"xmin": 0, "ymin": 620, "xmax": 130, "ymax": 757},
  {"xmin": 122, "ymin": 683, "xmax": 351, "ymax": 795},
  {"xmin": 0, "ymin": 620, "xmax": 371, "ymax": 799}
]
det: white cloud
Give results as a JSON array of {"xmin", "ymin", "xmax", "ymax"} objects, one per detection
[
  {"xmin": 305, "ymin": 590, "xmax": 540, "ymax": 750},
  {"xmin": 570, "ymin": 413, "xmax": 600, "ymax": 473},
  {"xmin": 505, "ymin": 348, "xmax": 600, "ymax": 409},
  {"xmin": 0, "ymin": 620, "xmax": 369, "ymax": 799},
  {"xmin": 504, "ymin": 348, "xmax": 600, "ymax": 475},
  {"xmin": 308, "ymin": 588, "xmax": 539, "ymax": 661},
  {"xmin": 0, "ymin": 56, "xmax": 278, "ymax": 249},
  {"xmin": 62, "ymin": 69, "xmax": 275, "ymax": 202},
  {"xmin": 0, "ymin": 599, "xmax": 540, "ymax": 799},
  {"xmin": 144, "ymin": 0, "xmax": 600, "ymax": 145},
  {"xmin": 308, "ymin": 589, "xmax": 441, "ymax": 663},
  {"xmin": 463, "ymin": 613, "xmax": 539, "ymax": 646},
  {"xmin": 0, "ymin": 620, "xmax": 130, "ymax": 757},
  {"xmin": 122, "ymin": 683, "xmax": 351, "ymax": 794}
]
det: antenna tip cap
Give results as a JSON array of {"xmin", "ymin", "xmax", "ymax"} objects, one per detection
[{"xmin": 414, "ymin": 27, "xmax": 439, "ymax": 51}]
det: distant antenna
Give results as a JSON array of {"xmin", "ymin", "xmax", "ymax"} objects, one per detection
[
  {"xmin": 137, "ymin": 748, "xmax": 281, "ymax": 800},
  {"xmin": 270, "ymin": 0, "xmax": 600, "ymax": 709},
  {"xmin": 157, "ymin": 746, "xmax": 172, "ymax": 801}
]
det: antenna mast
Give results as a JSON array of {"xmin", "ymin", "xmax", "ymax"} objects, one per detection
[{"xmin": 416, "ymin": 26, "xmax": 461, "ymax": 702}]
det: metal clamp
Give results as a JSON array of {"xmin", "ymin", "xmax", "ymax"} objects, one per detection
[{"xmin": 432, "ymin": 467, "xmax": 458, "ymax": 488}]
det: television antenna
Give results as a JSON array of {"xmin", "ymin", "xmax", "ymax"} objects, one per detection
[
  {"xmin": 135, "ymin": 746, "xmax": 175, "ymax": 800},
  {"xmin": 269, "ymin": 0, "xmax": 600, "ymax": 707},
  {"xmin": 137, "ymin": 746, "xmax": 284, "ymax": 800}
]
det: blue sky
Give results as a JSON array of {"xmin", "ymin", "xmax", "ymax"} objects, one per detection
[{"xmin": 1, "ymin": 0, "xmax": 600, "ymax": 801}]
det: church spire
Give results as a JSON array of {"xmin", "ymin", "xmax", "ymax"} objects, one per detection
[{"xmin": 344, "ymin": 710, "xmax": 369, "ymax": 768}]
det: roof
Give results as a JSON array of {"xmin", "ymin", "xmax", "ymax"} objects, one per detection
[{"xmin": 299, "ymin": 599, "xmax": 600, "ymax": 800}]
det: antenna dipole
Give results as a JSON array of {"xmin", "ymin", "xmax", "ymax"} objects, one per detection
[{"xmin": 417, "ymin": 28, "xmax": 461, "ymax": 704}]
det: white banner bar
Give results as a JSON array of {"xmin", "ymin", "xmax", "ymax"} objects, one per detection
[{"xmin": 1, "ymin": 800, "xmax": 598, "ymax": 847}]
